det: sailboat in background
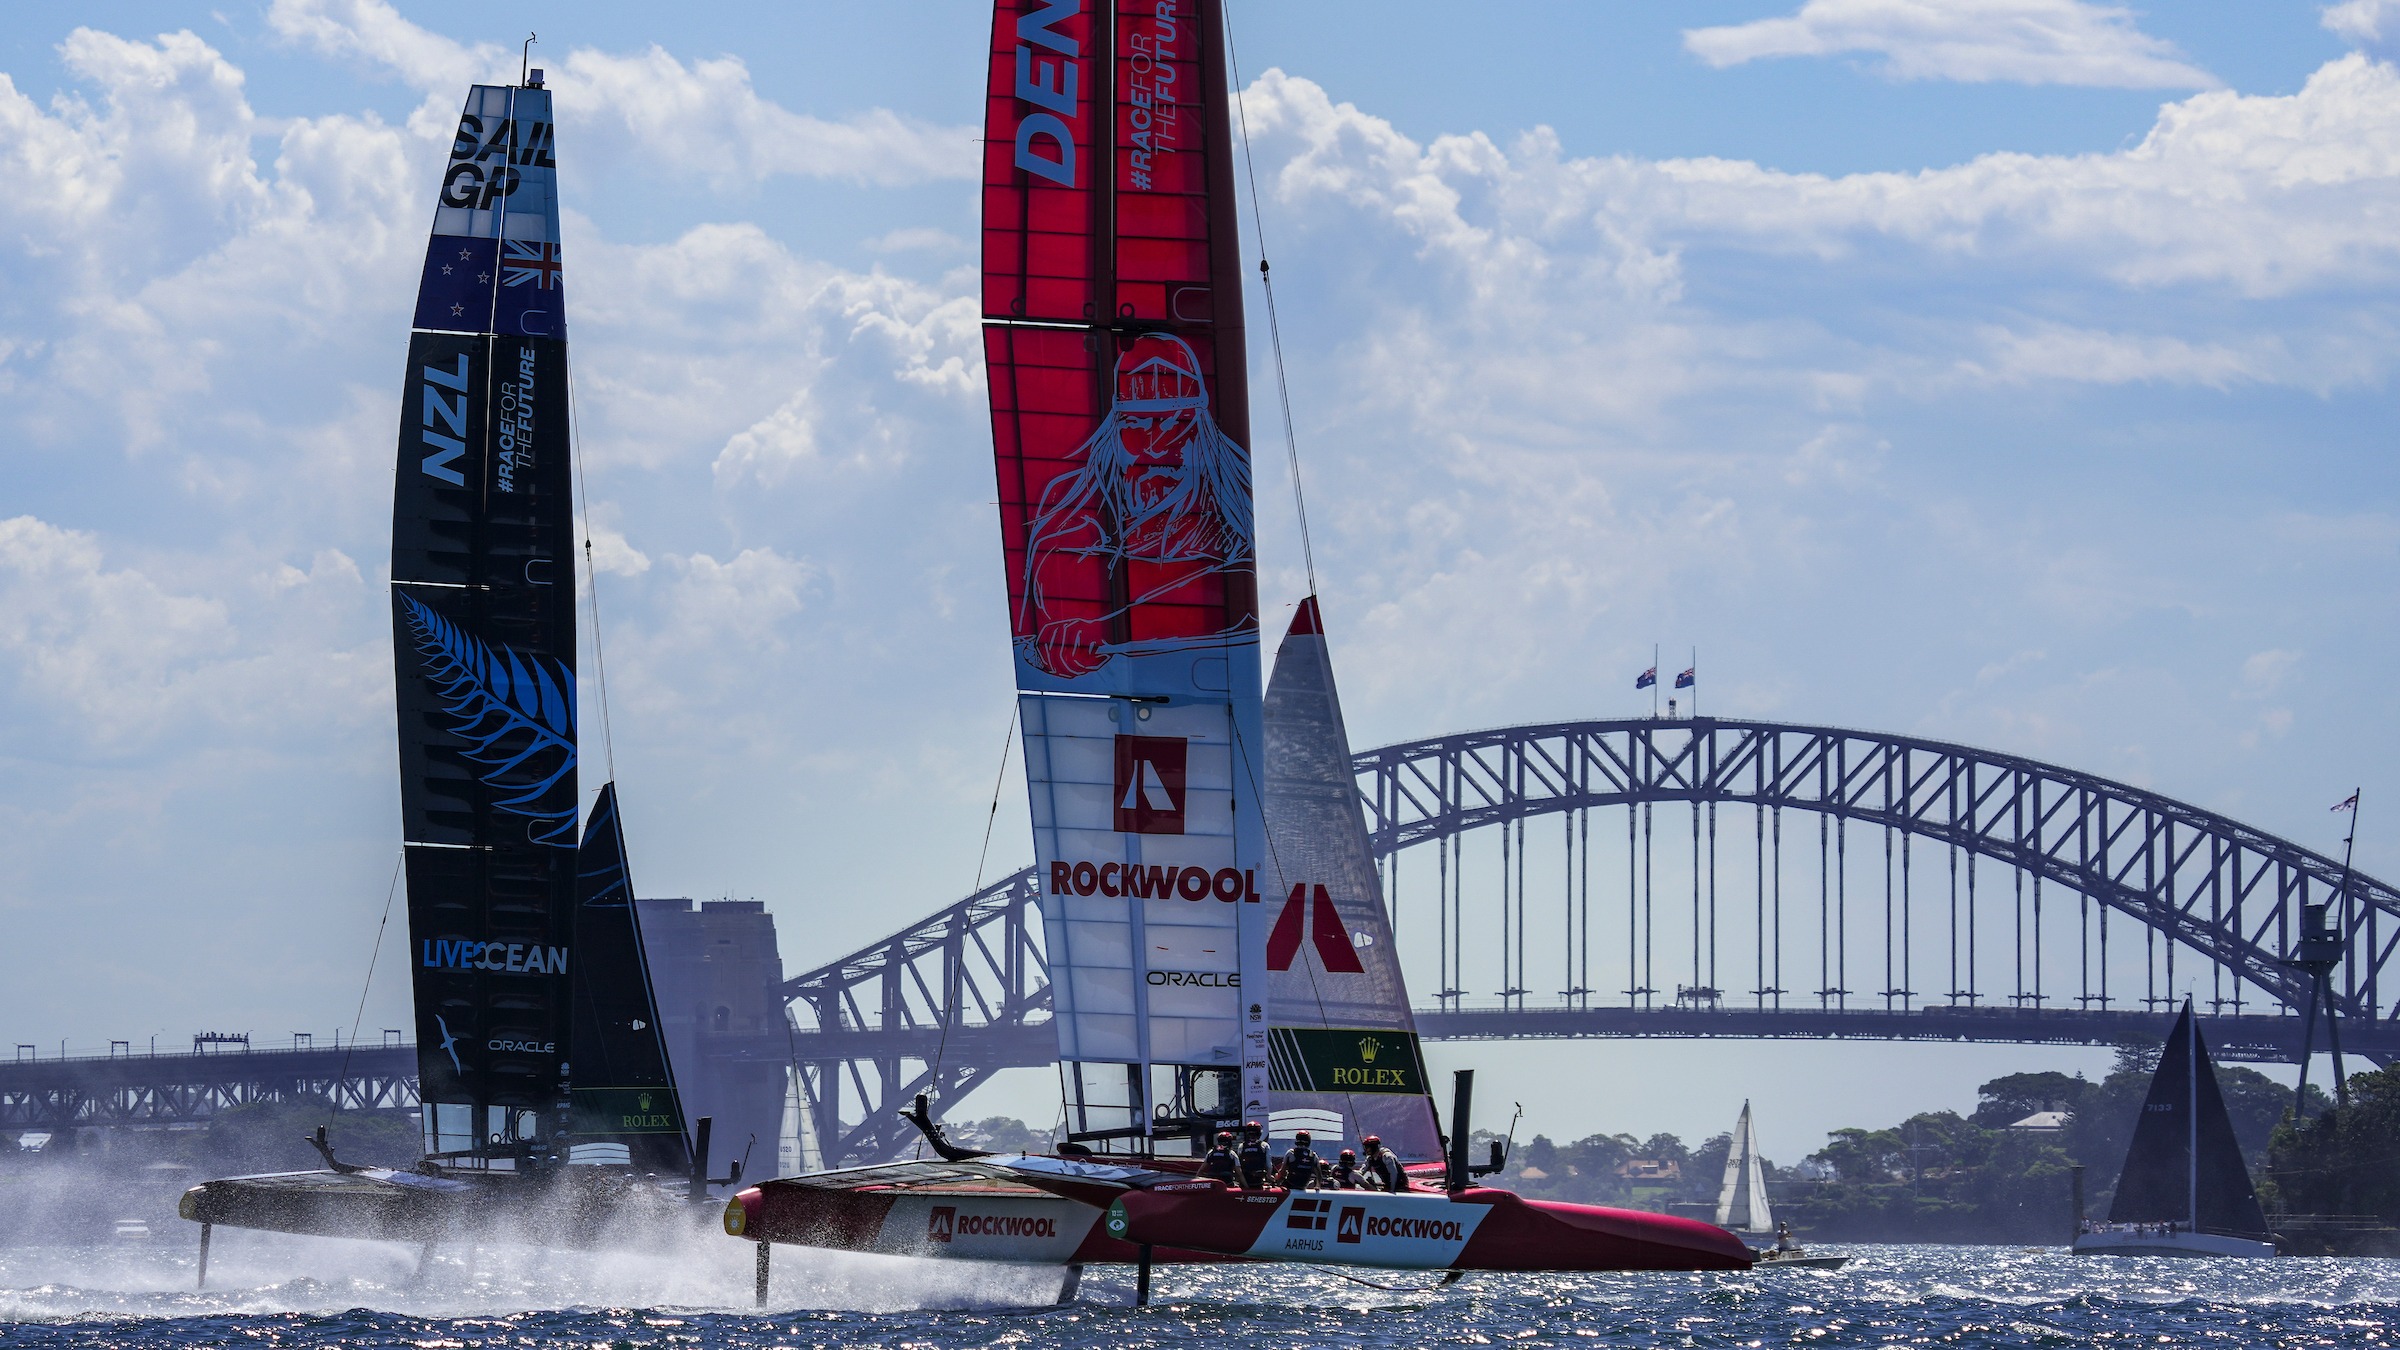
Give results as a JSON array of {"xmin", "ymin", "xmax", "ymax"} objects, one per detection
[
  {"xmin": 722, "ymin": 0, "xmax": 1750, "ymax": 1299},
  {"xmin": 1718, "ymin": 1101, "xmax": 1847, "ymax": 1269},
  {"xmin": 1716, "ymin": 1102, "xmax": 1772, "ymax": 1238},
  {"xmin": 2073, "ymin": 1000, "xmax": 2278, "ymax": 1258},
  {"xmin": 177, "ymin": 71, "xmax": 732, "ymax": 1276}
]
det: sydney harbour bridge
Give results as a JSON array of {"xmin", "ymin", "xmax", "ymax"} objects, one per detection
[{"xmin": 7, "ymin": 716, "xmax": 2395, "ymax": 1169}]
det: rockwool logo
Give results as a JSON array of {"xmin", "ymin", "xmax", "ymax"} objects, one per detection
[
  {"xmin": 928, "ymin": 1205, "xmax": 1059, "ymax": 1242},
  {"xmin": 1336, "ymin": 1206, "xmax": 1364, "ymax": 1244},
  {"xmin": 1364, "ymin": 1214, "xmax": 1467, "ymax": 1242},
  {"xmin": 1114, "ymin": 734, "xmax": 1187, "ymax": 835}
]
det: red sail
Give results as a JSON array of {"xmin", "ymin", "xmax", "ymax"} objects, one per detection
[{"xmin": 982, "ymin": 0, "xmax": 1253, "ymax": 697}]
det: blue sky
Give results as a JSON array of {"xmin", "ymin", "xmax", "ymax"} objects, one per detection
[{"xmin": 3, "ymin": 0, "xmax": 2398, "ymax": 1160}]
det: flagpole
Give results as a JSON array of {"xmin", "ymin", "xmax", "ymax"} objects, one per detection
[
  {"xmin": 2330, "ymin": 789, "xmax": 2361, "ymax": 1105},
  {"xmin": 1691, "ymin": 646, "xmax": 1699, "ymax": 719},
  {"xmin": 1653, "ymin": 643, "xmax": 1660, "ymax": 720}
]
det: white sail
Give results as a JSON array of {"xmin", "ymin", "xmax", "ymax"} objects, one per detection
[
  {"xmin": 1715, "ymin": 1100, "xmax": 1774, "ymax": 1233},
  {"xmin": 1022, "ymin": 693, "xmax": 1258, "ymax": 1075},
  {"xmin": 1259, "ymin": 598, "xmax": 1444, "ymax": 1161}
]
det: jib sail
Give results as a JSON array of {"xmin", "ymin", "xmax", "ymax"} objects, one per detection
[
  {"xmin": 567, "ymin": 783, "xmax": 693, "ymax": 1172},
  {"xmin": 1260, "ymin": 598, "xmax": 1443, "ymax": 1160},
  {"xmin": 981, "ymin": 0, "xmax": 1269, "ymax": 1142},
  {"xmin": 392, "ymin": 79, "xmax": 579, "ymax": 1157}
]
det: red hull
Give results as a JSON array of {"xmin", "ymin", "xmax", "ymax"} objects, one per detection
[
  {"xmin": 1114, "ymin": 1185, "xmax": 1752, "ymax": 1272},
  {"xmin": 729, "ymin": 1178, "xmax": 1239, "ymax": 1266}
]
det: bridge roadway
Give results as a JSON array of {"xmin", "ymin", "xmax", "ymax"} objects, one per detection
[
  {"xmin": 0, "ymin": 1043, "xmax": 417, "ymax": 1130},
  {"xmin": 12, "ymin": 1006, "xmax": 2386, "ymax": 1132}
]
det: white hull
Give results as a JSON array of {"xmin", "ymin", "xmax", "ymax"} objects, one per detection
[{"xmin": 2073, "ymin": 1229, "xmax": 2276, "ymax": 1258}]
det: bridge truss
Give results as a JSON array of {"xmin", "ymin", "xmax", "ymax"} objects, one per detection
[
  {"xmin": 0, "ymin": 1044, "xmax": 417, "ymax": 1130},
  {"xmin": 784, "ymin": 717, "xmax": 2398, "ymax": 1167}
]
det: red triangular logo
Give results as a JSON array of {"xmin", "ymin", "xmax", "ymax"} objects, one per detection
[
  {"xmin": 1266, "ymin": 883, "xmax": 1307, "ymax": 971},
  {"xmin": 1310, "ymin": 885, "xmax": 1366, "ymax": 973}
]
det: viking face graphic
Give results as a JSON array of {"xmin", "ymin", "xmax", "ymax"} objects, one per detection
[{"xmin": 1016, "ymin": 333, "xmax": 1254, "ymax": 679}]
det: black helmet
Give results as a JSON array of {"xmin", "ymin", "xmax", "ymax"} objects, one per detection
[
  {"xmin": 1242, "ymin": 1120, "xmax": 1261, "ymax": 1133},
  {"xmin": 1294, "ymin": 1129, "xmax": 1311, "ymax": 1142},
  {"xmin": 1339, "ymin": 1148, "xmax": 1357, "ymax": 1160},
  {"xmin": 1216, "ymin": 1131, "xmax": 1234, "ymax": 1144}
]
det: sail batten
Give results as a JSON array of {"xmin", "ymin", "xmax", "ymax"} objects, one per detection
[{"xmin": 982, "ymin": 0, "xmax": 1268, "ymax": 1136}]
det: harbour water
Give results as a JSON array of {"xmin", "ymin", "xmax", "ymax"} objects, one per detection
[{"xmin": 2, "ymin": 1236, "xmax": 2394, "ymax": 1348}]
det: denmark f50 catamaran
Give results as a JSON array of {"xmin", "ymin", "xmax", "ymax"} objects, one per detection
[
  {"xmin": 723, "ymin": 0, "xmax": 1749, "ymax": 1298},
  {"xmin": 179, "ymin": 71, "xmax": 736, "ymax": 1278}
]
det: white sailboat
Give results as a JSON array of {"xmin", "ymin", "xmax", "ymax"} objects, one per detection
[{"xmin": 1718, "ymin": 1101, "xmax": 1848, "ymax": 1269}]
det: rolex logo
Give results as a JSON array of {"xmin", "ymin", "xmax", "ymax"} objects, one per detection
[
  {"xmin": 1358, "ymin": 1036, "xmax": 1380, "ymax": 1064},
  {"xmin": 638, "ymin": 1093, "xmax": 652, "ymax": 1111}
]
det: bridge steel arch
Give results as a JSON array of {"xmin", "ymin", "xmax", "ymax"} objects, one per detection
[
  {"xmin": 1359, "ymin": 717, "xmax": 2394, "ymax": 1022},
  {"xmin": 783, "ymin": 717, "xmax": 2397, "ymax": 1167}
]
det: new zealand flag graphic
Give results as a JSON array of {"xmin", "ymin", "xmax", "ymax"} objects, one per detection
[{"xmin": 414, "ymin": 235, "xmax": 567, "ymax": 338}]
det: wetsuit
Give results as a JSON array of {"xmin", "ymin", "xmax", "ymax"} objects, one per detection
[
  {"xmin": 1237, "ymin": 1138, "xmax": 1272, "ymax": 1189},
  {"xmin": 1199, "ymin": 1146, "xmax": 1238, "ymax": 1185},
  {"xmin": 1279, "ymin": 1143, "xmax": 1322, "ymax": 1190},
  {"xmin": 1364, "ymin": 1147, "xmax": 1406, "ymax": 1192}
]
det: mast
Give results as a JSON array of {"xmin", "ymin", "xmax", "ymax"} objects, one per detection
[
  {"xmin": 980, "ymin": 0, "xmax": 1265, "ymax": 1148},
  {"xmin": 2188, "ymin": 995, "xmax": 2199, "ymax": 1231},
  {"xmin": 393, "ymin": 72, "xmax": 578, "ymax": 1159}
]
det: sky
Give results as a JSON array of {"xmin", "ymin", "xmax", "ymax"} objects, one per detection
[{"xmin": 3, "ymin": 0, "xmax": 2399, "ymax": 1165}]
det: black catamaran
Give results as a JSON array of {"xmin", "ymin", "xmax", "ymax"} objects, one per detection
[
  {"xmin": 179, "ymin": 72, "xmax": 725, "ymax": 1275},
  {"xmin": 2073, "ymin": 1000, "xmax": 2277, "ymax": 1258}
]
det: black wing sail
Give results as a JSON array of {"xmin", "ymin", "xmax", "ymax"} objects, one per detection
[
  {"xmin": 393, "ymin": 80, "xmax": 578, "ymax": 1157},
  {"xmin": 568, "ymin": 783, "xmax": 694, "ymax": 1173}
]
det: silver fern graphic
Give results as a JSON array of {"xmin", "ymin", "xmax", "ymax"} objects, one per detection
[{"xmin": 399, "ymin": 591, "xmax": 576, "ymax": 845}]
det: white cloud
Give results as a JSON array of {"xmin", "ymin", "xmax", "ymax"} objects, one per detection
[
  {"xmin": 1685, "ymin": 0, "xmax": 2218, "ymax": 89},
  {"xmin": 0, "ymin": 517, "xmax": 234, "ymax": 744},
  {"xmin": 1959, "ymin": 324, "xmax": 2267, "ymax": 388},
  {"xmin": 268, "ymin": 0, "xmax": 975, "ymax": 186},
  {"xmin": 2325, "ymin": 1, "xmax": 2400, "ymax": 46},
  {"xmin": 1247, "ymin": 57, "xmax": 2400, "ymax": 301},
  {"xmin": 2239, "ymin": 648, "xmax": 2301, "ymax": 695}
]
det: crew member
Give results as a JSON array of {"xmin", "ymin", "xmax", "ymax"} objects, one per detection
[
  {"xmin": 1361, "ymin": 1134, "xmax": 1405, "ymax": 1192},
  {"xmin": 1274, "ymin": 1129, "xmax": 1322, "ymax": 1190},
  {"xmin": 1237, "ymin": 1121, "xmax": 1272, "ymax": 1189},
  {"xmin": 1199, "ymin": 1131, "xmax": 1238, "ymax": 1185},
  {"xmin": 1774, "ymin": 1221, "xmax": 1798, "ymax": 1253},
  {"xmin": 1327, "ymin": 1148, "xmax": 1363, "ymax": 1189}
]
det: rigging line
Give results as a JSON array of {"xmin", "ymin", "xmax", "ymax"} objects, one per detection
[
  {"xmin": 1224, "ymin": 2, "xmax": 1318, "ymax": 596},
  {"xmin": 926, "ymin": 703, "xmax": 1025, "ymax": 1128},
  {"xmin": 566, "ymin": 372, "xmax": 618, "ymax": 783},
  {"xmin": 328, "ymin": 851, "xmax": 405, "ymax": 1126}
]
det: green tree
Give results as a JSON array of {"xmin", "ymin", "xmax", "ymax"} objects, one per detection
[
  {"xmin": 1970, "ymin": 1071, "xmax": 2090, "ymax": 1127},
  {"xmin": 1813, "ymin": 1127, "xmax": 1904, "ymax": 1183},
  {"xmin": 2264, "ymin": 1064, "xmax": 2400, "ymax": 1222}
]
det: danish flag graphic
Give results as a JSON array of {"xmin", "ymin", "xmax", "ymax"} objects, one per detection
[{"xmin": 1113, "ymin": 735, "xmax": 1187, "ymax": 835}]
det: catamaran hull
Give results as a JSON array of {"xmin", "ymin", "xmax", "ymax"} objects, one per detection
[
  {"xmin": 181, "ymin": 1168, "xmax": 709, "ymax": 1248},
  {"xmin": 727, "ymin": 1181, "xmax": 1237, "ymax": 1266},
  {"xmin": 1111, "ymin": 1186, "xmax": 1753, "ymax": 1272},
  {"xmin": 2072, "ymin": 1230, "xmax": 2277, "ymax": 1258}
]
